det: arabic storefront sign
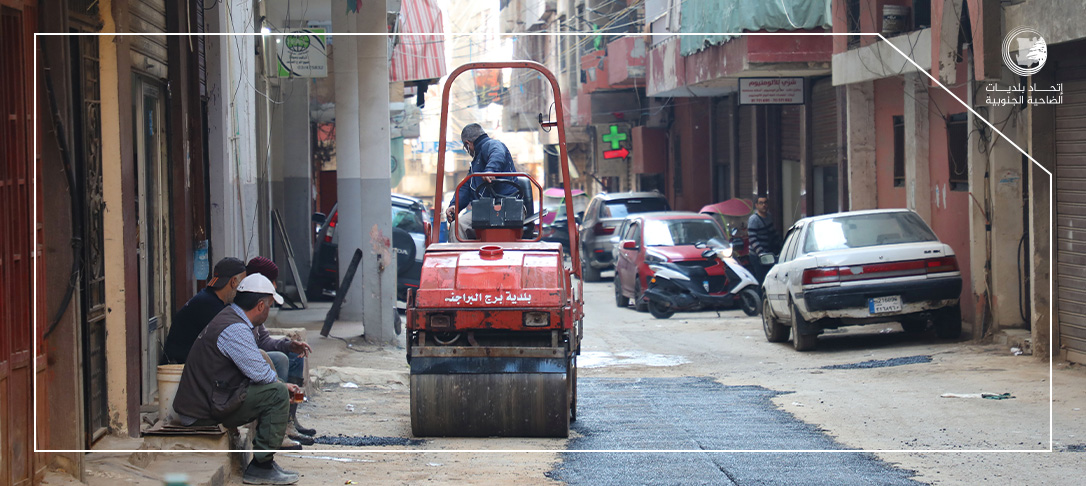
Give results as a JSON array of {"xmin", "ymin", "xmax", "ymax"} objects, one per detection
[
  {"xmin": 985, "ymin": 82, "xmax": 1063, "ymax": 106},
  {"xmin": 739, "ymin": 77, "xmax": 805, "ymax": 105},
  {"xmin": 275, "ymin": 29, "xmax": 327, "ymax": 78}
]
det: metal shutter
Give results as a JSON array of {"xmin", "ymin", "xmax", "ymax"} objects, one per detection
[
  {"xmin": 712, "ymin": 97, "xmax": 732, "ymax": 200},
  {"xmin": 781, "ymin": 105, "xmax": 801, "ymax": 162},
  {"xmin": 738, "ymin": 105, "xmax": 754, "ymax": 198},
  {"xmin": 812, "ymin": 77, "xmax": 837, "ymax": 166},
  {"xmin": 129, "ymin": 0, "xmax": 168, "ymax": 75},
  {"xmin": 1055, "ymin": 58, "xmax": 1086, "ymax": 364}
]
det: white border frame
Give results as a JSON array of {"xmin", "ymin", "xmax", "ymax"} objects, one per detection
[{"xmin": 32, "ymin": 31, "xmax": 1054, "ymax": 455}]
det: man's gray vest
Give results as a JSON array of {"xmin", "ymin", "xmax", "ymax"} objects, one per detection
[{"xmin": 173, "ymin": 305, "xmax": 252, "ymax": 420}]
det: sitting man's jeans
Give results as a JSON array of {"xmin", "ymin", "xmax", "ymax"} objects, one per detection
[{"xmin": 267, "ymin": 351, "xmax": 305, "ymax": 384}]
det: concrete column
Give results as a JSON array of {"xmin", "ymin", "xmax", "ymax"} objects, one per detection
[
  {"xmin": 904, "ymin": 72, "xmax": 931, "ymax": 223},
  {"xmin": 1029, "ymin": 65, "xmax": 1056, "ymax": 359},
  {"xmin": 972, "ymin": 85, "xmax": 1027, "ymax": 332},
  {"xmin": 846, "ymin": 81, "xmax": 877, "ymax": 210},
  {"xmin": 207, "ymin": 10, "xmax": 259, "ymax": 262},
  {"xmin": 333, "ymin": 4, "xmax": 397, "ymax": 343},
  {"xmin": 99, "ymin": 15, "xmax": 139, "ymax": 436},
  {"xmin": 282, "ymin": 80, "xmax": 314, "ymax": 285}
]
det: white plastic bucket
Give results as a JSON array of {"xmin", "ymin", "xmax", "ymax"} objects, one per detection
[
  {"xmin": 882, "ymin": 5, "xmax": 910, "ymax": 35},
  {"xmin": 157, "ymin": 364, "xmax": 185, "ymax": 423}
]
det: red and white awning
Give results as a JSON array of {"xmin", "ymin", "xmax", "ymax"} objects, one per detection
[{"xmin": 390, "ymin": 0, "xmax": 447, "ymax": 83}]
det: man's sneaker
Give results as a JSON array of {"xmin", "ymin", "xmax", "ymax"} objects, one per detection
[
  {"xmin": 242, "ymin": 459, "xmax": 299, "ymax": 485},
  {"xmin": 279, "ymin": 437, "xmax": 302, "ymax": 450}
]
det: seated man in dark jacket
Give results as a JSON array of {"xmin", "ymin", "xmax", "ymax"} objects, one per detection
[
  {"xmin": 163, "ymin": 257, "xmax": 247, "ymax": 364},
  {"xmin": 173, "ymin": 274, "xmax": 302, "ymax": 485},
  {"xmin": 444, "ymin": 123, "xmax": 519, "ymax": 240}
]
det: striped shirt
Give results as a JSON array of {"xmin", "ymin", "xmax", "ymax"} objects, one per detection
[
  {"xmin": 216, "ymin": 304, "xmax": 279, "ymax": 385},
  {"xmin": 748, "ymin": 212, "xmax": 779, "ymax": 256}
]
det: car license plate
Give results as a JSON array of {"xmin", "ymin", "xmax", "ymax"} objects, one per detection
[{"xmin": 869, "ymin": 296, "xmax": 903, "ymax": 314}]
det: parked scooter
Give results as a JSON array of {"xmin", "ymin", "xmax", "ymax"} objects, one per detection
[{"xmin": 642, "ymin": 239, "xmax": 762, "ymax": 319}]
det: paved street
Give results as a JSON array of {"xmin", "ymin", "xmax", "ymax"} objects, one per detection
[{"xmin": 213, "ymin": 273, "xmax": 1086, "ymax": 485}]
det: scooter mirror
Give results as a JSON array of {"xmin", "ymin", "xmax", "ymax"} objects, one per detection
[{"xmin": 701, "ymin": 249, "xmax": 716, "ymax": 259}]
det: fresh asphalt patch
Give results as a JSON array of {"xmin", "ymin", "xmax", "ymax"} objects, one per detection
[
  {"xmin": 820, "ymin": 355, "xmax": 933, "ymax": 370},
  {"xmin": 313, "ymin": 435, "xmax": 426, "ymax": 447},
  {"xmin": 549, "ymin": 377, "xmax": 922, "ymax": 486}
]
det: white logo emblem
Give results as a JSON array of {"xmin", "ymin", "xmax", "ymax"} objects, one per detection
[{"xmin": 1002, "ymin": 27, "xmax": 1047, "ymax": 77}]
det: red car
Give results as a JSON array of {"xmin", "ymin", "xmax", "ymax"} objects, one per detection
[{"xmin": 613, "ymin": 212, "xmax": 728, "ymax": 311}]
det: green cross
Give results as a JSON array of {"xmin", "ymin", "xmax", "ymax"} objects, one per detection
[{"xmin": 602, "ymin": 125, "xmax": 627, "ymax": 150}]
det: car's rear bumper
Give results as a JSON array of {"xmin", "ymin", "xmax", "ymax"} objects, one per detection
[{"xmin": 800, "ymin": 276, "xmax": 961, "ymax": 318}]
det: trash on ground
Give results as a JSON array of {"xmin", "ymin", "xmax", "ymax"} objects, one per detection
[
  {"xmin": 940, "ymin": 392, "xmax": 1015, "ymax": 399},
  {"xmin": 345, "ymin": 404, "xmax": 355, "ymax": 412},
  {"xmin": 792, "ymin": 402, "xmax": 804, "ymax": 407},
  {"xmin": 341, "ymin": 382, "xmax": 359, "ymax": 388},
  {"xmin": 427, "ymin": 463, "xmax": 443, "ymax": 467},
  {"xmin": 1011, "ymin": 347, "xmax": 1023, "ymax": 356}
]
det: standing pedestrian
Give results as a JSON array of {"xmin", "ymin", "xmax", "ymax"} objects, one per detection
[{"xmin": 747, "ymin": 195, "xmax": 781, "ymax": 285}]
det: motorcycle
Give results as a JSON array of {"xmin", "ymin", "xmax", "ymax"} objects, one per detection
[{"xmin": 642, "ymin": 240, "xmax": 762, "ymax": 319}]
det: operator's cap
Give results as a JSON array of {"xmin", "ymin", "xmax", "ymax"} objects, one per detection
[
  {"xmin": 235, "ymin": 274, "xmax": 284, "ymax": 305},
  {"xmin": 207, "ymin": 257, "xmax": 247, "ymax": 289}
]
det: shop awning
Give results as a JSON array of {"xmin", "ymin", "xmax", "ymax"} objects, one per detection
[{"xmin": 390, "ymin": 0, "xmax": 447, "ymax": 83}]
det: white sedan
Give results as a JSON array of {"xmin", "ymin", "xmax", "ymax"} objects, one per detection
[{"xmin": 761, "ymin": 209, "xmax": 962, "ymax": 351}]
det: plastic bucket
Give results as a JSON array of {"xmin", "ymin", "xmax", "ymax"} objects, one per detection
[
  {"xmin": 157, "ymin": 364, "xmax": 185, "ymax": 423},
  {"xmin": 882, "ymin": 5, "xmax": 909, "ymax": 35}
]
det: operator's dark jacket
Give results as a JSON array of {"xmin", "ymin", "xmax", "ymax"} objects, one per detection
[{"xmin": 456, "ymin": 133, "xmax": 518, "ymax": 212}]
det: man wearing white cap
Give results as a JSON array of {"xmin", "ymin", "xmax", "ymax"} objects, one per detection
[{"xmin": 173, "ymin": 274, "xmax": 302, "ymax": 485}]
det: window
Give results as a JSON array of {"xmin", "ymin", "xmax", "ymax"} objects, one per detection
[
  {"xmin": 846, "ymin": 0, "xmax": 861, "ymax": 48},
  {"xmin": 803, "ymin": 212, "xmax": 938, "ymax": 253},
  {"xmin": 893, "ymin": 115, "xmax": 905, "ymax": 188},
  {"xmin": 947, "ymin": 113, "xmax": 969, "ymax": 191},
  {"xmin": 643, "ymin": 219, "xmax": 724, "ymax": 247},
  {"xmin": 779, "ymin": 228, "xmax": 800, "ymax": 263},
  {"xmin": 605, "ymin": 198, "xmax": 669, "ymax": 219}
]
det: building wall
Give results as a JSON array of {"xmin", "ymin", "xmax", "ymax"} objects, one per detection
[
  {"xmin": 927, "ymin": 63, "xmax": 974, "ymax": 324},
  {"xmin": 668, "ymin": 102, "xmax": 714, "ymax": 212},
  {"xmin": 874, "ymin": 77, "xmax": 906, "ymax": 209},
  {"xmin": 36, "ymin": 14, "xmax": 86, "ymax": 472},
  {"xmin": 865, "ymin": 61, "xmax": 974, "ymax": 323}
]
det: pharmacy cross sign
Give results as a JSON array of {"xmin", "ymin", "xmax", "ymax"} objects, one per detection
[{"xmin": 602, "ymin": 125, "xmax": 627, "ymax": 149}]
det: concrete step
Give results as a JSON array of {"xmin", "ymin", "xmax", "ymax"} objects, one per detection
[
  {"xmin": 85, "ymin": 425, "xmax": 256, "ymax": 486},
  {"xmin": 993, "ymin": 329, "xmax": 1032, "ymax": 355},
  {"xmin": 39, "ymin": 471, "xmax": 87, "ymax": 485}
]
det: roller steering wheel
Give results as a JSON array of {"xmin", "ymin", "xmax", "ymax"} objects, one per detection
[{"xmin": 472, "ymin": 177, "xmax": 524, "ymax": 202}]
